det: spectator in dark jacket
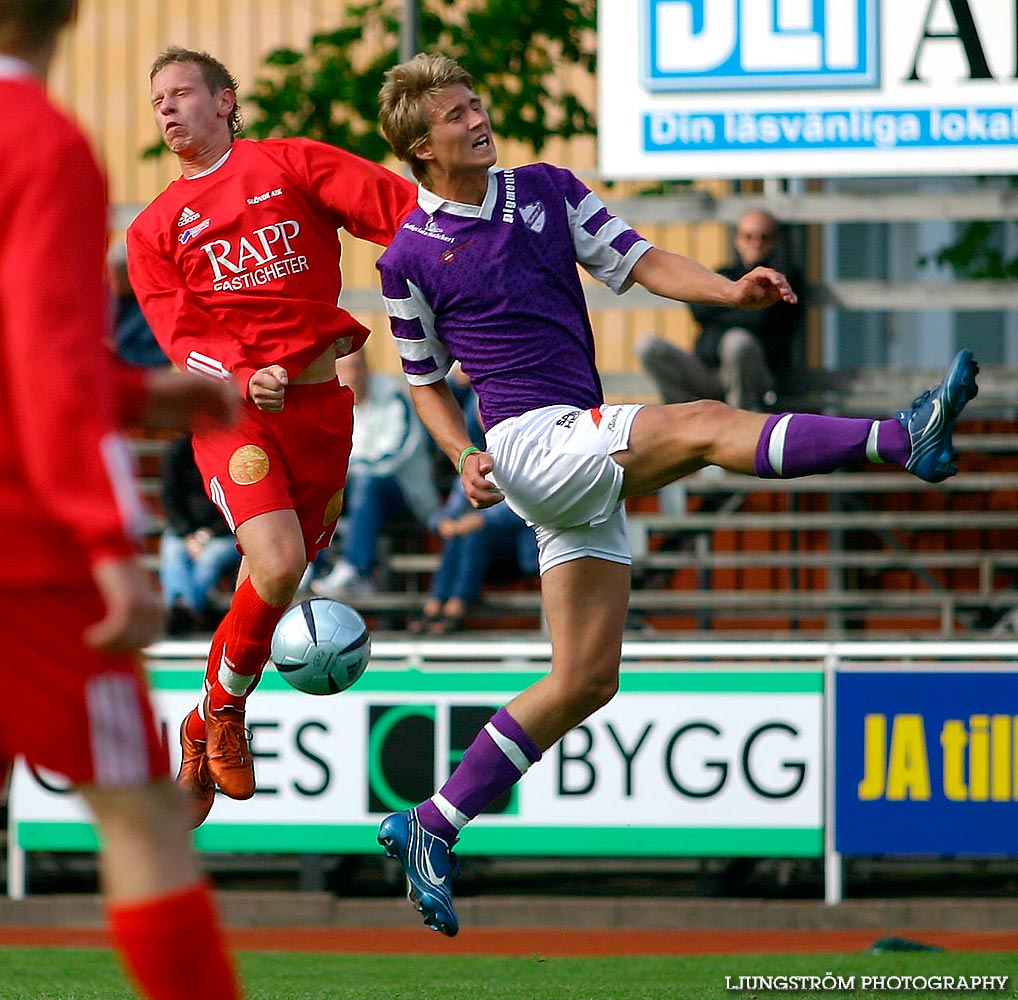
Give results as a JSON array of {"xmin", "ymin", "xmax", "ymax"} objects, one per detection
[{"xmin": 638, "ymin": 210, "xmax": 804, "ymax": 411}]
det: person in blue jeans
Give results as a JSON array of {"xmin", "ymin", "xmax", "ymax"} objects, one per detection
[
  {"xmin": 411, "ymin": 479, "xmax": 538, "ymax": 633},
  {"xmin": 159, "ymin": 434, "xmax": 240, "ymax": 636},
  {"xmin": 312, "ymin": 351, "xmax": 439, "ymax": 598}
]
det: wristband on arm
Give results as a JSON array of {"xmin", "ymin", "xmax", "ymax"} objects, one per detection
[{"xmin": 457, "ymin": 446, "xmax": 481, "ymax": 475}]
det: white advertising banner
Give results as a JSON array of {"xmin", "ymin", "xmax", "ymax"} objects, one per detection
[
  {"xmin": 598, "ymin": 0, "xmax": 1018, "ymax": 178},
  {"xmin": 8, "ymin": 665, "xmax": 823, "ymax": 873}
]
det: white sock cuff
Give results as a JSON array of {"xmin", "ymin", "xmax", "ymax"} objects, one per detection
[
  {"xmin": 866, "ymin": 420, "xmax": 884, "ymax": 464},
  {"xmin": 767, "ymin": 413, "xmax": 794, "ymax": 477},
  {"xmin": 432, "ymin": 792, "xmax": 470, "ymax": 831},
  {"xmin": 485, "ymin": 720, "xmax": 533, "ymax": 775},
  {"xmin": 218, "ymin": 650, "xmax": 256, "ymax": 697}
]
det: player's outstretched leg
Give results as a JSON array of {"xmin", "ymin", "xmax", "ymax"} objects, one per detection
[
  {"xmin": 378, "ymin": 809, "xmax": 460, "ymax": 936},
  {"xmin": 896, "ymin": 348, "xmax": 979, "ymax": 483},
  {"xmin": 751, "ymin": 349, "xmax": 980, "ymax": 485}
]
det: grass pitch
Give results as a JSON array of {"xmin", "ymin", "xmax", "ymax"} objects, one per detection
[{"xmin": 0, "ymin": 948, "xmax": 1013, "ymax": 999}]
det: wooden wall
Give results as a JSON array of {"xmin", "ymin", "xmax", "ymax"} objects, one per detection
[
  {"xmin": 49, "ymin": 1, "xmax": 729, "ymax": 378},
  {"xmin": 50, "ymin": 1, "xmax": 339, "ymax": 205}
]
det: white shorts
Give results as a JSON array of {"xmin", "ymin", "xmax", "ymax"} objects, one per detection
[{"xmin": 485, "ymin": 403, "xmax": 643, "ymax": 574}]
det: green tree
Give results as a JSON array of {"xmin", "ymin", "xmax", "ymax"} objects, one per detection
[
  {"xmin": 243, "ymin": 0, "xmax": 596, "ymax": 163},
  {"xmin": 923, "ymin": 177, "xmax": 1018, "ymax": 279}
]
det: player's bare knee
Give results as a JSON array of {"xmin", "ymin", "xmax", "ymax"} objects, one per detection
[
  {"xmin": 249, "ymin": 559, "xmax": 304, "ymax": 607},
  {"xmin": 659, "ymin": 399, "xmax": 731, "ymax": 454},
  {"xmin": 573, "ymin": 674, "xmax": 620, "ymax": 718},
  {"xmin": 684, "ymin": 398, "xmax": 730, "ymax": 422}
]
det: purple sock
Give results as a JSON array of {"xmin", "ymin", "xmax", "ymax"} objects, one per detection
[
  {"xmin": 416, "ymin": 707, "xmax": 542, "ymax": 842},
  {"xmin": 754, "ymin": 413, "xmax": 910, "ymax": 479}
]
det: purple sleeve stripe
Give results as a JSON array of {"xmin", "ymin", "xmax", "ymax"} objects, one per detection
[
  {"xmin": 582, "ymin": 206, "xmax": 613, "ymax": 237},
  {"xmin": 610, "ymin": 229, "xmax": 643, "ymax": 256},
  {"xmin": 392, "ymin": 317, "xmax": 427, "ymax": 341},
  {"xmin": 403, "ymin": 356, "xmax": 439, "ymax": 376}
]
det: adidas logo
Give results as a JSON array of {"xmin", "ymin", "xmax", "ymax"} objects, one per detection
[{"xmin": 177, "ymin": 206, "xmax": 201, "ymax": 227}]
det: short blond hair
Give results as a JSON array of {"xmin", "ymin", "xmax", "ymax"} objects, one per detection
[
  {"xmin": 150, "ymin": 46, "xmax": 244, "ymax": 137},
  {"xmin": 378, "ymin": 53, "xmax": 474, "ymax": 183}
]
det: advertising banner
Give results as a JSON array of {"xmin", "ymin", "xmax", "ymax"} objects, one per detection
[
  {"xmin": 599, "ymin": 0, "xmax": 1018, "ymax": 178},
  {"xmin": 835, "ymin": 669, "xmax": 1018, "ymax": 855},
  {"xmin": 9, "ymin": 666, "xmax": 823, "ymax": 862}
]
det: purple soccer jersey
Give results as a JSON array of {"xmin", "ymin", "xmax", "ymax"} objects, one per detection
[{"xmin": 376, "ymin": 163, "xmax": 651, "ymax": 430}]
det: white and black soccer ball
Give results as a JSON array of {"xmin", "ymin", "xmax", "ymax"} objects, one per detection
[{"xmin": 270, "ymin": 598, "xmax": 371, "ymax": 696}]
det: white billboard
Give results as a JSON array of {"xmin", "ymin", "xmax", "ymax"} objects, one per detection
[
  {"xmin": 7, "ymin": 665, "xmax": 822, "ymax": 896},
  {"xmin": 598, "ymin": 0, "xmax": 1018, "ymax": 178}
]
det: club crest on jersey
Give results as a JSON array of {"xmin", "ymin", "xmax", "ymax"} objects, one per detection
[
  {"xmin": 520, "ymin": 201, "xmax": 546, "ymax": 233},
  {"xmin": 177, "ymin": 206, "xmax": 201, "ymax": 227},
  {"xmin": 179, "ymin": 218, "xmax": 211, "ymax": 245}
]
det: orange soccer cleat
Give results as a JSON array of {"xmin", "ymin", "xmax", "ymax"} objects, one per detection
[{"xmin": 203, "ymin": 698, "xmax": 255, "ymax": 800}]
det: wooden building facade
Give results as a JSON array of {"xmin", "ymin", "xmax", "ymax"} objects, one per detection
[{"xmin": 49, "ymin": 0, "xmax": 725, "ymax": 377}]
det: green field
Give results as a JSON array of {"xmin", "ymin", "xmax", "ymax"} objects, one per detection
[{"xmin": 0, "ymin": 948, "xmax": 1013, "ymax": 1000}]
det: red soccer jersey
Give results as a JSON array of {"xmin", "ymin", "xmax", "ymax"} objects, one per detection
[
  {"xmin": 127, "ymin": 138, "xmax": 417, "ymax": 395},
  {"xmin": 0, "ymin": 71, "xmax": 146, "ymax": 586}
]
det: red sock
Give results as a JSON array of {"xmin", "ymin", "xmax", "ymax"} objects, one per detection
[
  {"xmin": 182, "ymin": 615, "xmax": 232, "ymax": 742},
  {"xmin": 107, "ymin": 881, "xmax": 241, "ymax": 1000},
  {"xmin": 205, "ymin": 577, "xmax": 287, "ymax": 713},
  {"xmin": 184, "ymin": 707, "xmax": 207, "ymax": 744}
]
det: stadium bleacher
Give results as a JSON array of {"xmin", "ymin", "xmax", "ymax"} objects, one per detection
[{"xmin": 130, "ymin": 374, "xmax": 1018, "ymax": 642}]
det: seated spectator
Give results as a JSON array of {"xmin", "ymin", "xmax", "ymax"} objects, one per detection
[
  {"xmin": 312, "ymin": 351, "xmax": 439, "ymax": 598},
  {"xmin": 638, "ymin": 210, "xmax": 805, "ymax": 411},
  {"xmin": 107, "ymin": 241, "xmax": 171, "ymax": 368},
  {"xmin": 410, "ymin": 478, "xmax": 539, "ymax": 634},
  {"xmin": 409, "ymin": 372, "xmax": 537, "ymax": 633},
  {"xmin": 160, "ymin": 433, "xmax": 239, "ymax": 636}
]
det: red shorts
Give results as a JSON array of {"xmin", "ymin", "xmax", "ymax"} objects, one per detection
[
  {"xmin": 0, "ymin": 584, "xmax": 169, "ymax": 787},
  {"xmin": 192, "ymin": 379, "xmax": 354, "ymax": 560}
]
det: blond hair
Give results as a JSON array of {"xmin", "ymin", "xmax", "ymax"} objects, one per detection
[
  {"xmin": 378, "ymin": 53, "xmax": 473, "ymax": 182},
  {"xmin": 150, "ymin": 45, "xmax": 244, "ymax": 136}
]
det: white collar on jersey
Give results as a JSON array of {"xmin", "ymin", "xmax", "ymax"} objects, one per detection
[
  {"xmin": 185, "ymin": 145, "xmax": 234, "ymax": 180},
  {"xmin": 0, "ymin": 54, "xmax": 35, "ymax": 80},
  {"xmin": 418, "ymin": 167, "xmax": 501, "ymax": 220}
]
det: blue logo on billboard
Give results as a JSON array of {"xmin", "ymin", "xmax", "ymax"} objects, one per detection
[{"xmin": 644, "ymin": 0, "xmax": 879, "ymax": 92}]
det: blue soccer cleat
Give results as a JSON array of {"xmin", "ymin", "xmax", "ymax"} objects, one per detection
[
  {"xmin": 896, "ymin": 349, "xmax": 979, "ymax": 483},
  {"xmin": 378, "ymin": 809, "xmax": 460, "ymax": 936}
]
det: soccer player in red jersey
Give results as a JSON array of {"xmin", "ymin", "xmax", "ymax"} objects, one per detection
[
  {"xmin": 128, "ymin": 47, "xmax": 417, "ymax": 826},
  {"xmin": 0, "ymin": 4, "xmax": 242, "ymax": 998}
]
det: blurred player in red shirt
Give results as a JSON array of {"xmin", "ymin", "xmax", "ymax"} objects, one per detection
[
  {"xmin": 128, "ymin": 47, "xmax": 416, "ymax": 826},
  {"xmin": 0, "ymin": 3, "xmax": 242, "ymax": 998}
]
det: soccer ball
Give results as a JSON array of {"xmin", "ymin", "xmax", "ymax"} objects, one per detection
[{"xmin": 270, "ymin": 598, "xmax": 371, "ymax": 695}]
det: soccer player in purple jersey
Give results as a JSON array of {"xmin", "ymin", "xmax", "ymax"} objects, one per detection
[{"xmin": 374, "ymin": 53, "xmax": 979, "ymax": 937}]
